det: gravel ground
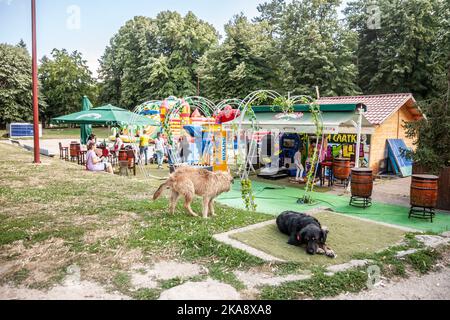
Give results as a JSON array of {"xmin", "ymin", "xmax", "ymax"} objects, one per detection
[{"xmin": 331, "ymin": 267, "xmax": 450, "ymax": 300}]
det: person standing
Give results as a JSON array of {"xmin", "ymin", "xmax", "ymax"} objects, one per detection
[
  {"xmin": 179, "ymin": 135, "xmax": 191, "ymax": 163},
  {"xmin": 87, "ymin": 134, "xmax": 96, "ymax": 146},
  {"xmin": 112, "ymin": 134, "xmax": 124, "ymax": 156},
  {"xmin": 154, "ymin": 132, "xmax": 165, "ymax": 169},
  {"xmin": 139, "ymin": 133, "xmax": 150, "ymax": 165},
  {"xmin": 294, "ymin": 146, "xmax": 305, "ymax": 182}
]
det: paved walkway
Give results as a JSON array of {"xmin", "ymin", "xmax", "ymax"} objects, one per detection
[
  {"xmin": 5, "ymin": 139, "xmax": 75, "ymax": 157},
  {"xmin": 372, "ymin": 177, "xmax": 411, "ymax": 207}
]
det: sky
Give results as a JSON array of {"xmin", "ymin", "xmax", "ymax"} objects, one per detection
[{"xmin": 0, "ymin": 0, "xmax": 348, "ymax": 78}]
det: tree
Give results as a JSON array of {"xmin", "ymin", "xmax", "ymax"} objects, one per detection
[
  {"xmin": 278, "ymin": 0, "xmax": 361, "ymax": 97},
  {"xmin": 98, "ymin": 12, "xmax": 218, "ymax": 109},
  {"xmin": 403, "ymin": 0, "xmax": 450, "ymax": 172},
  {"xmin": 253, "ymin": 0, "xmax": 287, "ymax": 37},
  {"xmin": 17, "ymin": 39, "xmax": 27, "ymax": 50},
  {"xmin": 430, "ymin": 0, "xmax": 450, "ymax": 104},
  {"xmin": 0, "ymin": 43, "xmax": 46, "ymax": 128},
  {"xmin": 39, "ymin": 49, "xmax": 97, "ymax": 126},
  {"xmin": 345, "ymin": 0, "xmax": 448, "ymax": 99},
  {"xmin": 404, "ymin": 97, "xmax": 450, "ymax": 173},
  {"xmin": 198, "ymin": 14, "xmax": 280, "ymax": 100}
]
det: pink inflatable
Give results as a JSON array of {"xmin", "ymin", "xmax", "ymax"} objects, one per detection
[{"xmin": 215, "ymin": 105, "xmax": 241, "ymax": 124}]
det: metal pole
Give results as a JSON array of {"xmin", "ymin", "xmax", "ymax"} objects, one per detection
[
  {"xmin": 354, "ymin": 107, "xmax": 364, "ymax": 169},
  {"xmin": 346, "ymin": 107, "xmax": 364, "ymax": 193},
  {"xmin": 31, "ymin": 0, "xmax": 41, "ymax": 163}
]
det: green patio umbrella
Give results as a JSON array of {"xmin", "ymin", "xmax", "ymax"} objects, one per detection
[
  {"xmin": 80, "ymin": 96, "xmax": 93, "ymax": 145},
  {"xmin": 51, "ymin": 104, "xmax": 159, "ymax": 127}
]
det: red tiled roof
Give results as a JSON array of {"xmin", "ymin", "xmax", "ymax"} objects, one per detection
[{"xmin": 317, "ymin": 93, "xmax": 419, "ymax": 125}]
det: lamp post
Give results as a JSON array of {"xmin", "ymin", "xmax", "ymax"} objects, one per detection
[
  {"xmin": 31, "ymin": 0, "xmax": 41, "ymax": 163},
  {"xmin": 354, "ymin": 106, "xmax": 364, "ymax": 169}
]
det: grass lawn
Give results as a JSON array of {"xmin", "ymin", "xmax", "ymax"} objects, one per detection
[
  {"xmin": 0, "ymin": 142, "xmax": 272, "ymax": 295},
  {"xmin": 1, "ymin": 127, "xmax": 112, "ymax": 140},
  {"xmin": 0, "ymin": 142, "xmax": 448, "ymax": 300}
]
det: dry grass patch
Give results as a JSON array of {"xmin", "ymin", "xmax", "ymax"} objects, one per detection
[{"xmin": 0, "ymin": 238, "xmax": 76, "ymax": 287}]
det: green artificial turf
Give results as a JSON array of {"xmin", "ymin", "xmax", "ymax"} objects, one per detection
[
  {"xmin": 218, "ymin": 180, "xmax": 450, "ymax": 233},
  {"xmin": 230, "ymin": 211, "xmax": 405, "ymax": 266}
]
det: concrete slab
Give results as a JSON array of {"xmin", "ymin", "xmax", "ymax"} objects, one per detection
[
  {"xmin": 326, "ymin": 260, "xmax": 370, "ymax": 274},
  {"xmin": 234, "ymin": 270, "xmax": 311, "ymax": 289},
  {"xmin": 158, "ymin": 279, "xmax": 241, "ymax": 300}
]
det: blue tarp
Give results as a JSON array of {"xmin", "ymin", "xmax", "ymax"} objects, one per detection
[
  {"xmin": 183, "ymin": 125, "xmax": 203, "ymax": 138},
  {"xmin": 387, "ymin": 139, "xmax": 413, "ymax": 177},
  {"xmin": 140, "ymin": 110, "xmax": 159, "ymax": 116}
]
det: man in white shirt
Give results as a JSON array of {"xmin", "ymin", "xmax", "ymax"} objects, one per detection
[
  {"xmin": 154, "ymin": 132, "xmax": 165, "ymax": 169},
  {"xmin": 294, "ymin": 146, "xmax": 304, "ymax": 182}
]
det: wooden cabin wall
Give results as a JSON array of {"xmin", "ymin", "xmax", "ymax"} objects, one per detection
[{"xmin": 369, "ymin": 105, "xmax": 416, "ymax": 173}]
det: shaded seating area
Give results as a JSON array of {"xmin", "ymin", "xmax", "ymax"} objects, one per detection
[
  {"xmin": 58, "ymin": 140, "xmax": 138, "ymax": 176},
  {"xmin": 52, "ymin": 101, "xmax": 159, "ymax": 176}
]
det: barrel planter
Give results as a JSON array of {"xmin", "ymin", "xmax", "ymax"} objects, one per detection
[
  {"xmin": 70, "ymin": 142, "xmax": 80, "ymax": 161},
  {"xmin": 351, "ymin": 168, "xmax": 373, "ymax": 198},
  {"xmin": 333, "ymin": 158, "xmax": 351, "ymax": 180},
  {"xmin": 118, "ymin": 150, "xmax": 128, "ymax": 162},
  {"xmin": 350, "ymin": 168, "xmax": 373, "ymax": 208},
  {"xmin": 410, "ymin": 175, "xmax": 439, "ymax": 208},
  {"xmin": 413, "ymin": 164, "xmax": 450, "ymax": 211},
  {"xmin": 126, "ymin": 150, "xmax": 135, "ymax": 168},
  {"xmin": 409, "ymin": 174, "xmax": 439, "ymax": 222}
]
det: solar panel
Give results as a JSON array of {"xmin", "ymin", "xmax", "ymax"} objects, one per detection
[{"xmin": 8, "ymin": 123, "xmax": 42, "ymax": 138}]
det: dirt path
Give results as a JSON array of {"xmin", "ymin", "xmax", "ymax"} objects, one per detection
[
  {"xmin": 3, "ymin": 267, "xmax": 449, "ymax": 300},
  {"xmin": 331, "ymin": 267, "xmax": 450, "ymax": 300}
]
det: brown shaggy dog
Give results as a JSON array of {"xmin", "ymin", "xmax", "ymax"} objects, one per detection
[{"xmin": 153, "ymin": 166, "xmax": 234, "ymax": 218}]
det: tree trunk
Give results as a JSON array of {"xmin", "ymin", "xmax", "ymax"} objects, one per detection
[{"xmin": 447, "ymin": 63, "xmax": 450, "ymax": 108}]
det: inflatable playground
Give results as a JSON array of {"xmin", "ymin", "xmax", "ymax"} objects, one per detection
[
  {"xmin": 105, "ymin": 91, "xmax": 373, "ymax": 191},
  {"xmin": 110, "ymin": 93, "xmax": 361, "ymax": 180},
  {"xmin": 113, "ymin": 96, "xmax": 242, "ymax": 173}
]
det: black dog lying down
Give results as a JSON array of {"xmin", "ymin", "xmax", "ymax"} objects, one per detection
[{"xmin": 277, "ymin": 211, "xmax": 336, "ymax": 258}]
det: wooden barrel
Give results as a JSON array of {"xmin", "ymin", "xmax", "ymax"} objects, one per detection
[
  {"xmin": 411, "ymin": 175, "xmax": 439, "ymax": 208},
  {"xmin": 118, "ymin": 150, "xmax": 128, "ymax": 162},
  {"xmin": 351, "ymin": 168, "xmax": 373, "ymax": 198},
  {"xmin": 333, "ymin": 158, "xmax": 351, "ymax": 180},
  {"xmin": 70, "ymin": 142, "xmax": 80, "ymax": 157},
  {"xmin": 126, "ymin": 150, "xmax": 135, "ymax": 168}
]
